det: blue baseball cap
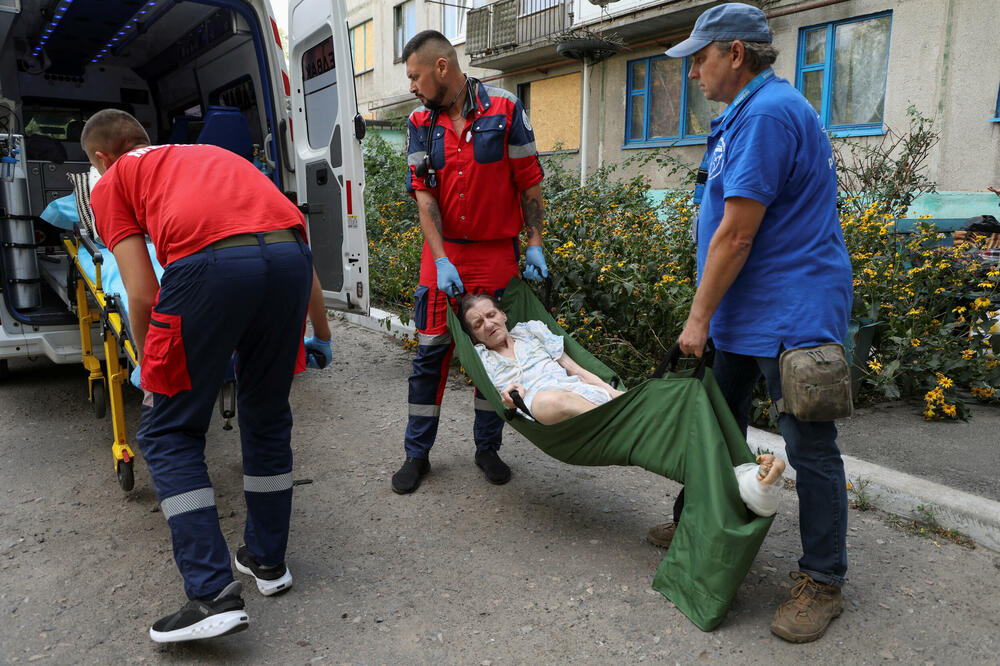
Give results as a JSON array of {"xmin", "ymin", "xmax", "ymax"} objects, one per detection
[{"xmin": 665, "ymin": 2, "xmax": 772, "ymax": 58}]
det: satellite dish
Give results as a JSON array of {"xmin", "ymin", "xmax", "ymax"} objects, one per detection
[{"xmin": 587, "ymin": 0, "xmax": 621, "ymax": 6}]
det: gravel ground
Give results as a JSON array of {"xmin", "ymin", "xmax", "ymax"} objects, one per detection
[{"xmin": 1, "ymin": 316, "xmax": 999, "ymax": 664}]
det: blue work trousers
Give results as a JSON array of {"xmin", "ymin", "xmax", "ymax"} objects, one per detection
[
  {"xmin": 403, "ymin": 333, "xmax": 503, "ymax": 459},
  {"xmin": 137, "ymin": 236, "xmax": 312, "ymax": 600},
  {"xmin": 713, "ymin": 348, "xmax": 848, "ymax": 587}
]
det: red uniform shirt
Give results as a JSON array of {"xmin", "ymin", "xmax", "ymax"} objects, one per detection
[
  {"xmin": 92, "ymin": 144, "xmax": 306, "ymax": 265},
  {"xmin": 406, "ymin": 78, "xmax": 543, "ymax": 241}
]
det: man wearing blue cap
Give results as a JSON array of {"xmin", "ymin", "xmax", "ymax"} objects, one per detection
[{"xmin": 665, "ymin": 2, "xmax": 853, "ymax": 643}]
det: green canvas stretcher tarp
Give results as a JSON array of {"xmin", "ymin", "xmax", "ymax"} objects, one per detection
[{"xmin": 446, "ymin": 277, "xmax": 774, "ymax": 631}]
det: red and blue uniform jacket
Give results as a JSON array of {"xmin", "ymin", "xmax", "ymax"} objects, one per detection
[{"xmin": 405, "ymin": 77, "xmax": 543, "ymax": 242}]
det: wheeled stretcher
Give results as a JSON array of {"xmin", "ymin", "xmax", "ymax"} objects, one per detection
[
  {"xmin": 54, "ymin": 225, "xmax": 237, "ymax": 492},
  {"xmin": 60, "ymin": 228, "xmax": 146, "ymax": 490}
]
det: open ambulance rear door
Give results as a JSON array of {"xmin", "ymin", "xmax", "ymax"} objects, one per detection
[{"xmin": 287, "ymin": 0, "xmax": 369, "ymax": 314}]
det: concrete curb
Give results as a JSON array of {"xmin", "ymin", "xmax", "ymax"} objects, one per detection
[
  {"xmin": 339, "ymin": 308, "xmax": 1000, "ymax": 552},
  {"xmin": 747, "ymin": 428, "xmax": 1000, "ymax": 551}
]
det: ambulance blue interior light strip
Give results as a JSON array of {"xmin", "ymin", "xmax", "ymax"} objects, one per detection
[
  {"xmin": 32, "ymin": 0, "xmax": 75, "ymax": 57},
  {"xmin": 91, "ymin": 0, "xmax": 170, "ymax": 64}
]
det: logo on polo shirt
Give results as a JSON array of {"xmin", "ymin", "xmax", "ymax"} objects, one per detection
[
  {"xmin": 522, "ymin": 109, "xmax": 532, "ymax": 132},
  {"xmin": 708, "ymin": 137, "xmax": 726, "ymax": 179}
]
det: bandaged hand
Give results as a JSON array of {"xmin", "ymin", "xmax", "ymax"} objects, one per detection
[
  {"xmin": 522, "ymin": 245, "xmax": 548, "ymax": 281},
  {"xmin": 755, "ymin": 453, "xmax": 786, "ymax": 486},
  {"xmin": 500, "ymin": 383, "xmax": 527, "ymax": 409},
  {"xmin": 305, "ymin": 335, "xmax": 332, "ymax": 369},
  {"xmin": 434, "ymin": 256, "xmax": 464, "ymax": 297},
  {"xmin": 130, "ymin": 364, "xmax": 142, "ymax": 389}
]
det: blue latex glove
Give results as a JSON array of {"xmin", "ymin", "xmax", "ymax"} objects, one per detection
[
  {"xmin": 523, "ymin": 245, "xmax": 549, "ymax": 281},
  {"xmin": 130, "ymin": 364, "xmax": 142, "ymax": 389},
  {"xmin": 434, "ymin": 256, "xmax": 464, "ymax": 297},
  {"xmin": 305, "ymin": 335, "xmax": 332, "ymax": 369}
]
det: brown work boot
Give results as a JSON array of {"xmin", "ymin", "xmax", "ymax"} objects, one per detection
[
  {"xmin": 770, "ymin": 571, "xmax": 844, "ymax": 643},
  {"xmin": 646, "ymin": 522, "xmax": 677, "ymax": 549}
]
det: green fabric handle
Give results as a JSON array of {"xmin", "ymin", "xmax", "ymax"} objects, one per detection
[{"xmin": 446, "ymin": 277, "xmax": 773, "ymax": 631}]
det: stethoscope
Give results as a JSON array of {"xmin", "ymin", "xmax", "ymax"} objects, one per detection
[{"xmin": 413, "ymin": 77, "xmax": 471, "ymax": 190}]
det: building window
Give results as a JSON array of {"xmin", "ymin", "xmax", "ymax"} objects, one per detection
[
  {"xmin": 624, "ymin": 55, "xmax": 724, "ymax": 147},
  {"xmin": 442, "ymin": 0, "xmax": 468, "ymax": 44},
  {"xmin": 994, "ymin": 84, "xmax": 1000, "ymax": 121},
  {"xmin": 521, "ymin": 0, "xmax": 558, "ymax": 17},
  {"xmin": 350, "ymin": 20, "xmax": 374, "ymax": 74},
  {"xmin": 796, "ymin": 12, "xmax": 892, "ymax": 136},
  {"xmin": 516, "ymin": 82, "xmax": 531, "ymax": 117},
  {"xmin": 527, "ymin": 73, "xmax": 580, "ymax": 152},
  {"xmin": 394, "ymin": 1, "xmax": 416, "ymax": 61}
]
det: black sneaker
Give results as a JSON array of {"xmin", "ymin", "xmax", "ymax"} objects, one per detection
[
  {"xmin": 234, "ymin": 545, "xmax": 293, "ymax": 596},
  {"xmin": 149, "ymin": 581, "xmax": 248, "ymax": 643},
  {"xmin": 475, "ymin": 449, "xmax": 512, "ymax": 485},
  {"xmin": 391, "ymin": 457, "xmax": 430, "ymax": 494}
]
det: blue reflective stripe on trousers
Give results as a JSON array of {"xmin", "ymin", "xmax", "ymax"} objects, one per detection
[{"xmin": 137, "ymin": 238, "xmax": 312, "ymax": 599}]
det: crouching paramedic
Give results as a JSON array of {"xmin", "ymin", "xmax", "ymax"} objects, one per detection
[
  {"xmin": 82, "ymin": 109, "xmax": 313, "ymax": 643},
  {"xmin": 392, "ymin": 30, "xmax": 548, "ymax": 494}
]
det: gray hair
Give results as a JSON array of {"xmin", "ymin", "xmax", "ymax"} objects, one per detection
[{"xmin": 715, "ymin": 40, "xmax": 779, "ymax": 72}]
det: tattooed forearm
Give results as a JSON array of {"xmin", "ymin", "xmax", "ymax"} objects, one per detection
[
  {"xmin": 520, "ymin": 185, "xmax": 544, "ymax": 244},
  {"xmin": 426, "ymin": 198, "xmax": 444, "ymax": 236}
]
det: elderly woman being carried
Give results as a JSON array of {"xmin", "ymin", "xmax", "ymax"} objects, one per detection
[{"xmin": 459, "ymin": 292, "xmax": 786, "ymax": 514}]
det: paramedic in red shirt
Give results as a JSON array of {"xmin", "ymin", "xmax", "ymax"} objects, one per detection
[
  {"xmin": 83, "ymin": 109, "xmax": 312, "ymax": 643},
  {"xmin": 392, "ymin": 31, "xmax": 548, "ymax": 494}
]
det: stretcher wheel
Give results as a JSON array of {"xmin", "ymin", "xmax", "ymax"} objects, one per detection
[
  {"xmin": 92, "ymin": 382, "xmax": 107, "ymax": 419},
  {"xmin": 117, "ymin": 459, "xmax": 134, "ymax": 492}
]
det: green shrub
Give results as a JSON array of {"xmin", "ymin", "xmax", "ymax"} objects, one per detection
[
  {"xmin": 363, "ymin": 131, "xmax": 421, "ymax": 315},
  {"xmin": 537, "ymin": 151, "xmax": 696, "ymax": 385}
]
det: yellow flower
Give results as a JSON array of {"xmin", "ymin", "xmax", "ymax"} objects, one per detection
[
  {"xmin": 943, "ymin": 404, "xmax": 957, "ymax": 418},
  {"xmin": 973, "ymin": 297, "xmax": 991, "ymax": 310},
  {"xmin": 868, "ymin": 359, "xmax": 883, "ymax": 373},
  {"xmin": 961, "ymin": 349, "xmax": 975, "ymax": 360},
  {"xmin": 936, "ymin": 373, "xmax": 953, "ymax": 389},
  {"xmin": 953, "ymin": 306, "xmax": 966, "ymax": 314},
  {"xmin": 910, "ymin": 338, "xmax": 921, "ymax": 347}
]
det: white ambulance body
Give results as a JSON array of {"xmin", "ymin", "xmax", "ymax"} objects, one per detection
[{"xmin": 0, "ymin": 0, "xmax": 367, "ymax": 376}]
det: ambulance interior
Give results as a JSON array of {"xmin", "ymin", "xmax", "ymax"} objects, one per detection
[{"xmin": 0, "ymin": 0, "xmax": 286, "ymax": 329}]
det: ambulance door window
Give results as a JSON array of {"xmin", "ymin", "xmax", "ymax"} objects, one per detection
[
  {"xmin": 300, "ymin": 32, "xmax": 345, "ymax": 292},
  {"xmin": 301, "ymin": 36, "xmax": 338, "ymax": 150}
]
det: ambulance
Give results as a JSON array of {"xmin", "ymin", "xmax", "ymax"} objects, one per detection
[{"xmin": 0, "ymin": 0, "xmax": 368, "ymax": 378}]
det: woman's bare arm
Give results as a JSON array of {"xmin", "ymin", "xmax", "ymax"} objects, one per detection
[{"xmin": 556, "ymin": 354, "xmax": 623, "ymax": 397}]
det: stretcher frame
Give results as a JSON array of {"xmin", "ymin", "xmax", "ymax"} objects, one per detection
[{"xmin": 62, "ymin": 226, "xmax": 139, "ymax": 491}]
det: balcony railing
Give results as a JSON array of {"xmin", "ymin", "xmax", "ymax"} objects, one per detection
[{"xmin": 467, "ymin": 0, "xmax": 571, "ymax": 59}]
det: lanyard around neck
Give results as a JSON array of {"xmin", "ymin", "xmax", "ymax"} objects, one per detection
[{"xmin": 693, "ymin": 67, "xmax": 774, "ymax": 205}]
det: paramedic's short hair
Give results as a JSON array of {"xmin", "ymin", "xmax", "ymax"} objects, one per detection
[
  {"xmin": 81, "ymin": 109, "xmax": 150, "ymax": 159},
  {"xmin": 458, "ymin": 292, "xmax": 503, "ymax": 341},
  {"xmin": 402, "ymin": 30, "xmax": 458, "ymax": 67},
  {"xmin": 715, "ymin": 40, "xmax": 778, "ymax": 72}
]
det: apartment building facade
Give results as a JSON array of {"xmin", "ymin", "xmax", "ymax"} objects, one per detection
[{"xmin": 349, "ymin": 0, "xmax": 1000, "ymax": 218}]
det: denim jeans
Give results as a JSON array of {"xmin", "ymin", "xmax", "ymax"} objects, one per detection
[{"xmin": 713, "ymin": 348, "xmax": 848, "ymax": 587}]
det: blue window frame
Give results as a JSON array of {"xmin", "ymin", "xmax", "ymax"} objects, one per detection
[
  {"xmin": 993, "ymin": 83, "xmax": 1000, "ymax": 122},
  {"xmin": 796, "ymin": 12, "xmax": 892, "ymax": 136},
  {"xmin": 624, "ymin": 54, "xmax": 724, "ymax": 148}
]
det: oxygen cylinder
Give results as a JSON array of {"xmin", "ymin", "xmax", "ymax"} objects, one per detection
[{"xmin": 1, "ymin": 134, "xmax": 41, "ymax": 310}]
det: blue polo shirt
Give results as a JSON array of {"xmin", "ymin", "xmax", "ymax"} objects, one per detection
[{"xmin": 696, "ymin": 73, "xmax": 852, "ymax": 357}]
